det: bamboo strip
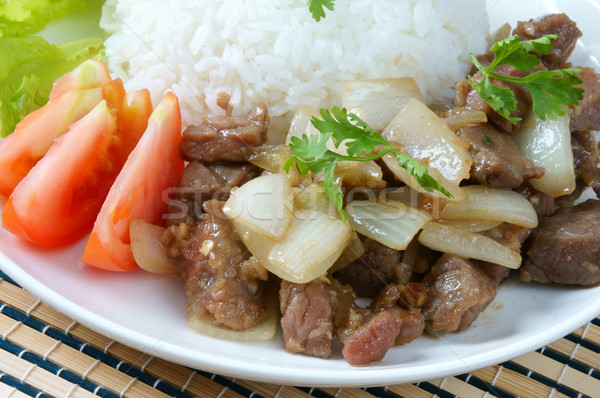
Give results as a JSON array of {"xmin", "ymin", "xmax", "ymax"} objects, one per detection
[
  {"xmin": 511, "ymin": 350, "xmax": 600, "ymax": 395},
  {"xmin": 231, "ymin": 379, "xmax": 312, "ymax": 398},
  {"xmin": 0, "ymin": 381, "xmax": 31, "ymax": 398},
  {"xmin": 386, "ymin": 384, "xmax": 435, "ymax": 398},
  {"xmin": 547, "ymin": 339, "xmax": 600, "ymax": 371},
  {"xmin": 0, "ymin": 349, "xmax": 95, "ymax": 398},
  {"xmin": 0, "ymin": 282, "xmax": 247, "ymax": 397},
  {"xmin": 320, "ymin": 387, "xmax": 375, "ymax": 397},
  {"xmin": 471, "ymin": 365, "xmax": 569, "ymax": 398},
  {"xmin": 427, "ymin": 376, "xmax": 488, "ymax": 398}
]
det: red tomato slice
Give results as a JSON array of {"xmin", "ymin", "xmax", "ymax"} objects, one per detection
[
  {"xmin": 0, "ymin": 79, "xmax": 126, "ymax": 198},
  {"xmin": 49, "ymin": 60, "xmax": 112, "ymax": 99},
  {"xmin": 82, "ymin": 92, "xmax": 184, "ymax": 271},
  {"xmin": 2, "ymin": 100, "xmax": 144, "ymax": 247},
  {"xmin": 122, "ymin": 89, "xmax": 152, "ymax": 149}
]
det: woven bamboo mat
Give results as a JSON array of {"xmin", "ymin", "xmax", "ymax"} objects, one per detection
[{"xmin": 0, "ymin": 271, "xmax": 598, "ymax": 398}]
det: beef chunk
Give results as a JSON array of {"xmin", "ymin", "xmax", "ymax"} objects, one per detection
[
  {"xmin": 571, "ymin": 68, "xmax": 600, "ymax": 132},
  {"xmin": 179, "ymin": 103, "xmax": 268, "ymax": 162},
  {"xmin": 341, "ymin": 310, "xmax": 401, "ymax": 366},
  {"xmin": 521, "ymin": 199, "xmax": 600, "ymax": 286},
  {"xmin": 455, "ymin": 64, "xmax": 534, "ymax": 133},
  {"xmin": 177, "ymin": 161, "xmax": 259, "ymax": 202},
  {"xmin": 479, "ymin": 223, "xmax": 532, "ymax": 285},
  {"xmin": 168, "ymin": 200, "xmax": 267, "ymax": 330},
  {"xmin": 422, "ymin": 254, "xmax": 496, "ymax": 332},
  {"xmin": 572, "ymin": 129, "xmax": 600, "ymax": 197},
  {"xmin": 513, "ymin": 13, "xmax": 582, "ymax": 70},
  {"xmin": 516, "ymin": 184, "xmax": 556, "ymax": 217},
  {"xmin": 334, "ymin": 236, "xmax": 402, "ymax": 298},
  {"xmin": 457, "ymin": 123, "xmax": 544, "ymax": 188},
  {"xmin": 279, "ymin": 280, "xmax": 334, "ymax": 358},
  {"xmin": 390, "ymin": 308, "xmax": 425, "ymax": 346},
  {"xmin": 370, "ymin": 283, "xmax": 429, "ymax": 312}
]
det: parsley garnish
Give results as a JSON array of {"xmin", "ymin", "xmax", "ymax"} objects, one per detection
[
  {"xmin": 283, "ymin": 106, "xmax": 452, "ymax": 220},
  {"xmin": 307, "ymin": 0, "xmax": 335, "ymax": 22},
  {"xmin": 469, "ymin": 34, "xmax": 584, "ymax": 124},
  {"xmin": 483, "ymin": 134, "xmax": 493, "ymax": 145}
]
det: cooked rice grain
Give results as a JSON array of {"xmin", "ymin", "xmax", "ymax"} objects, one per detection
[{"xmin": 101, "ymin": 0, "xmax": 488, "ymax": 138}]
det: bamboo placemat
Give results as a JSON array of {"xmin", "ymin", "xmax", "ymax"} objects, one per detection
[{"xmin": 0, "ymin": 271, "xmax": 598, "ymax": 398}]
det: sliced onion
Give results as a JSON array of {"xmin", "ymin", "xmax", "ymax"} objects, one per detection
[
  {"xmin": 329, "ymin": 232, "xmax": 365, "ymax": 273},
  {"xmin": 418, "ymin": 222, "xmax": 522, "ymax": 269},
  {"xmin": 223, "ymin": 173, "xmax": 293, "ymax": 241},
  {"xmin": 439, "ymin": 185, "xmax": 538, "ymax": 228},
  {"xmin": 268, "ymin": 209, "xmax": 353, "ymax": 283},
  {"xmin": 441, "ymin": 108, "xmax": 488, "ymax": 131},
  {"xmin": 437, "ymin": 219, "xmax": 502, "ymax": 233},
  {"xmin": 335, "ymin": 160, "xmax": 385, "ymax": 190},
  {"xmin": 342, "ymin": 78, "xmax": 424, "ymax": 131},
  {"xmin": 382, "ymin": 153, "xmax": 465, "ymax": 201},
  {"xmin": 513, "ymin": 113, "xmax": 575, "ymax": 197},
  {"xmin": 286, "ymin": 105, "xmax": 365, "ymax": 156},
  {"xmin": 130, "ymin": 219, "xmax": 178, "ymax": 274},
  {"xmin": 249, "ymin": 145, "xmax": 312, "ymax": 187},
  {"xmin": 382, "ymin": 98, "xmax": 473, "ymax": 184},
  {"xmin": 234, "ymin": 210, "xmax": 352, "ymax": 283},
  {"xmin": 188, "ymin": 282, "xmax": 279, "ymax": 341},
  {"xmin": 346, "ymin": 200, "xmax": 432, "ymax": 250}
]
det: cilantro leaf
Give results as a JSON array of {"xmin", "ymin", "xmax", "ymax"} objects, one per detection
[
  {"xmin": 285, "ymin": 107, "xmax": 452, "ymax": 220},
  {"xmin": 307, "ymin": 0, "xmax": 335, "ymax": 22},
  {"xmin": 470, "ymin": 34, "xmax": 584, "ymax": 123}
]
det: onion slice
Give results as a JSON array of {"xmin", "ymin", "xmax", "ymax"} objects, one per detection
[
  {"xmin": 222, "ymin": 173, "xmax": 293, "ymax": 241},
  {"xmin": 513, "ymin": 113, "xmax": 575, "ymax": 197},
  {"xmin": 346, "ymin": 200, "xmax": 432, "ymax": 250},
  {"xmin": 418, "ymin": 222, "xmax": 522, "ymax": 269},
  {"xmin": 342, "ymin": 78, "xmax": 424, "ymax": 131},
  {"xmin": 130, "ymin": 219, "xmax": 178, "ymax": 274},
  {"xmin": 382, "ymin": 98, "xmax": 473, "ymax": 184},
  {"xmin": 439, "ymin": 185, "xmax": 538, "ymax": 228}
]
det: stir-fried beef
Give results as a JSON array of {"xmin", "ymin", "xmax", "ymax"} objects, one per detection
[
  {"xmin": 521, "ymin": 199, "xmax": 600, "ymax": 286},
  {"xmin": 479, "ymin": 223, "xmax": 532, "ymax": 285},
  {"xmin": 422, "ymin": 254, "xmax": 496, "ymax": 332},
  {"xmin": 179, "ymin": 103, "xmax": 269, "ymax": 162},
  {"xmin": 455, "ymin": 64, "xmax": 534, "ymax": 133},
  {"xmin": 177, "ymin": 161, "xmax": 259, "ymax": 202},
  {"xmin": 341, "ymin": 310, "xmax": 402, "ymax": 366},
  {"xmin": 279, "ymin": 279, "xmax": 334, "ymax": 358},
  {"xmin": 571, "ymin": 68, "xmax": 600, "ymax": 132},
  {"xmin": 166, "ymin": 200, "xmax": 268, "ymax": 330},
  {"xmin": 516, "ymin": 184, "xmax": 556, "ymax": 217},
  {"xmin": 334, "ymin": 236, "xmax": 402, "ymax": 298},
  {"xmin": 370, "ymin": 283, "xmax": 429, "ymax": 312},
  {"xmin": 572, "ymin": 129, "xmax": 600, "ymax": 197},
  {"xmin": 513, "ymin": 13, "xmax": 582, "ymax": 70},
  {"xmin": 457, "ymin": 123, "xmax": 544, "ymax": 188}
]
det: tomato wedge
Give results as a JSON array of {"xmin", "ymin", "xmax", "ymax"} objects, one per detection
[
  {"xmin": 49, "ymin": 60, "xmax": 111, "ymax": 99},
  {"xmin": 122, "ymin": 89, "xmax": 152, "ymax": 149},
  {"xmin": 0, "ymin": 79, "xmax": 126, "ymax": 198},
  {"xmin": 2, "ymin": 99, "xmax": 145, "ymax": 247},
  {"xmin": 82, "ymin": 92, "xmax": 184, "ymax": 271}
]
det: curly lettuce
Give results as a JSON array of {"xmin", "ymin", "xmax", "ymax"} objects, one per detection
[{"xmin": 0, "ymin": 0, "xmax": 105, "ymax": 137}]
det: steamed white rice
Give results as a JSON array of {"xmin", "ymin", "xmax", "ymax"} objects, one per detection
[{"xmin": 101, "ymin": 0, "xmax": 489, "ymax": 135}]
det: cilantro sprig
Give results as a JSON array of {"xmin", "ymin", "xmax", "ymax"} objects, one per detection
[
  {"xmin": 469, "ymin": 34, "xmax": 584, "ymax": 124},
  {"xmin": 283, "ymin": 106, "xmax": 452, "ymax": 220},
  {"xmin": 307, "ymin": 0, "xmax": 335, "ymax": 22}
]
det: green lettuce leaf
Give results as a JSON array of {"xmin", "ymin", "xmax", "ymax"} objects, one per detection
[
  {"xmin": 0, "ymin": 36, "xmax": 104, "ymax": 137},
  {"xmin": 0, "ymin": 0, "xmax": 89, "ymax": 38}
]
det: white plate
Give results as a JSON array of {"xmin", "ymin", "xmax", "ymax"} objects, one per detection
[{"xmin": 1, "ymin": 0, "xmax": 600, "ymax": 388}]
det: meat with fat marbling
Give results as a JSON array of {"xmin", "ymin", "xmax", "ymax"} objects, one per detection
[
  {"xmin": 279, "ymin": 279, "xmax": 334, "ymax": 358},
  {"xmin": 521, "ymin": 199, "xmax": 600, "ymax": 286},
  {"xmin": 163, "ymin": 200, "xmax": 268, "ymax": 330},
  {"xmin": 457, "ymin": 123, "xmax": 544, "ymax": 188},
  {"xmin": 422, "ymin": 254, "xmax": 496, "ymax": 332},
  {"xmin": 179, "ymin": 103, "xmax": 269, "ymax": 163}
]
